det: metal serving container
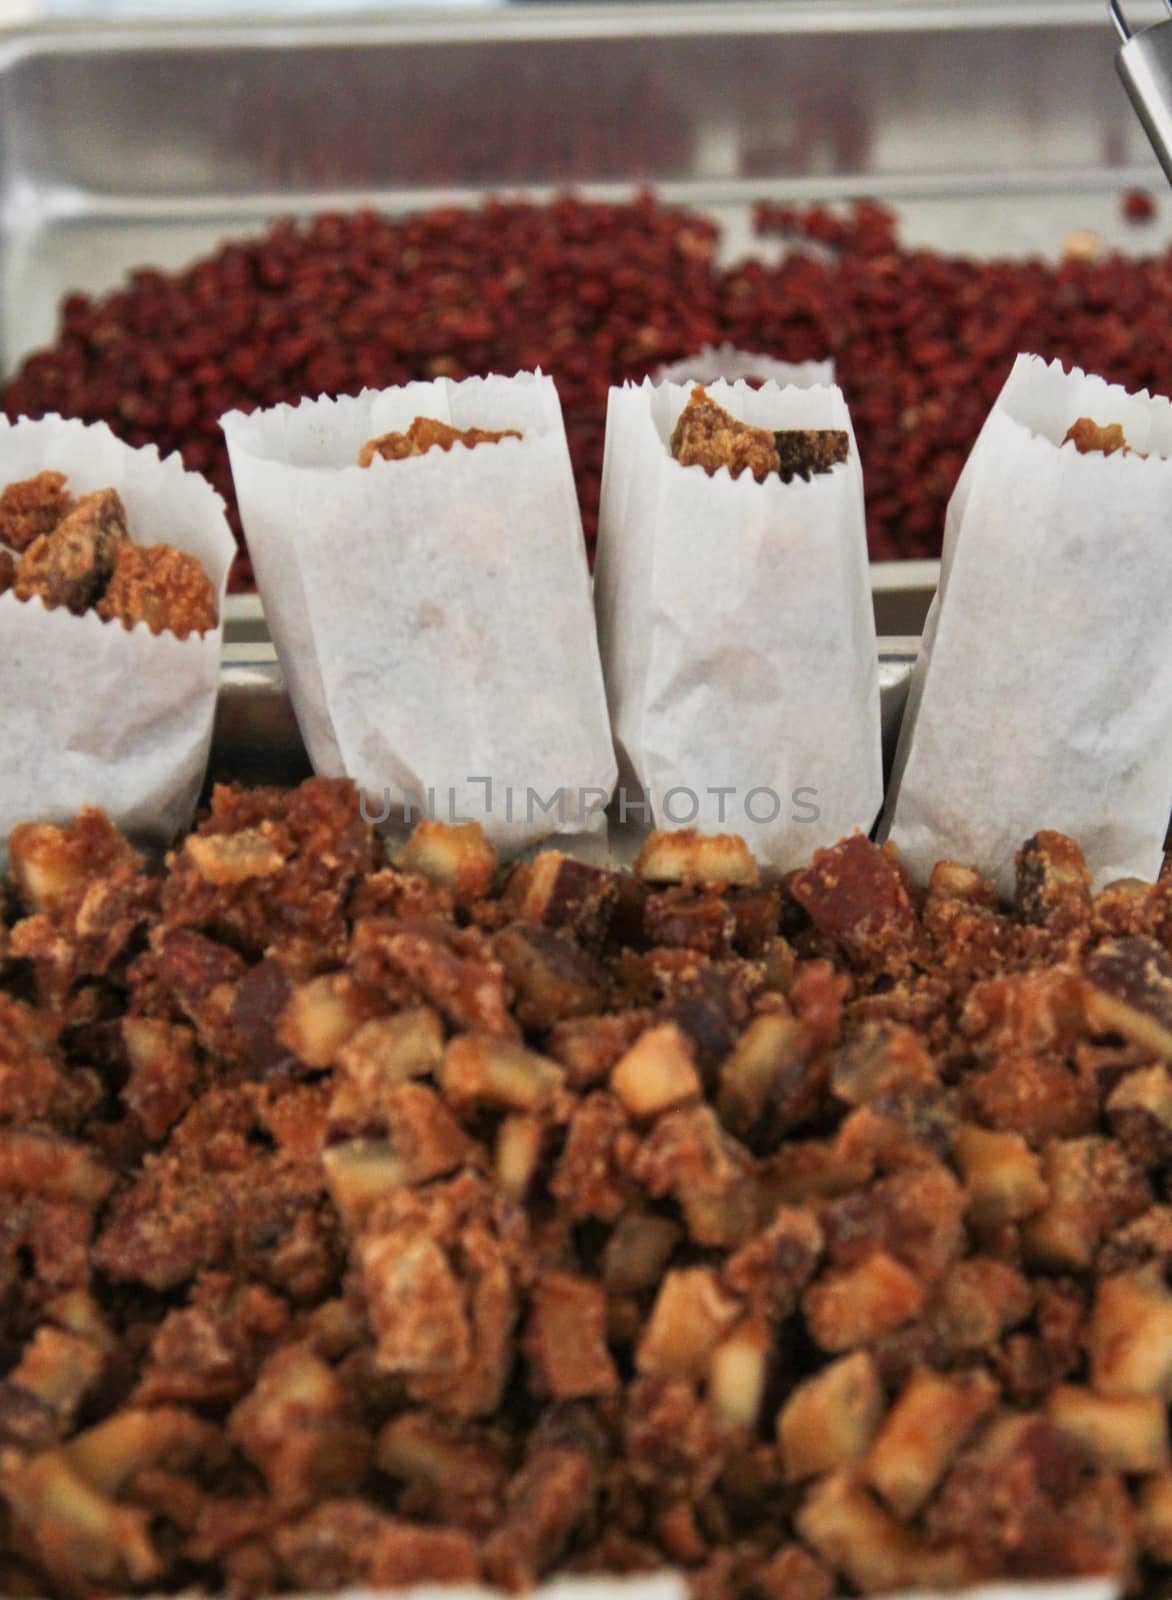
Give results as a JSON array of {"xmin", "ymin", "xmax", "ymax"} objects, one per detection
[{"xmin": 0, "ymin": 0, "xmax": 1167, "ymax": 647}]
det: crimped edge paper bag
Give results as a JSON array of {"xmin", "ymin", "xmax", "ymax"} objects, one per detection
[
  {"xmin": 883, "ymin": 354, "xmax": 1172, "ymax": 896},
  {"xmin": 223, "ymin": 374, "xmax": 617, "ymax": 852},
  {"xmin": 0, "ymin": 415, "xmax": 235, "ymax": 847},
  {"xmin": 593, "ymin": 378, "xmax": 882, "ymax": 870}
]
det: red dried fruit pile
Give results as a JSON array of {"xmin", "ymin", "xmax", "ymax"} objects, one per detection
[{"xmin": 2, "ymin": 195, "xmax": 1169, "ymax": 588}]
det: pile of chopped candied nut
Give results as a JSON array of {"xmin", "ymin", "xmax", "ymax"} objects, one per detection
[
  {"xmin": 670, "ymin": 387, "xmax": 850, "ymax": 486},
  {"xmin": 1, "ymin": 780, "xmax": 1172, "ymax": 1599},
  {"xmin": 0, "ymin": 471, "xmax": 217, "ymax": 639}
]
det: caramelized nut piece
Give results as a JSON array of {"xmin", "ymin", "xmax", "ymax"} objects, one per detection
[
  {"xmin": 496, "ymin": 1113, "xmax": 547, "ymax": 1201},
  {"xmin": 322, "ymin": 1140, "xmax": 408, "ymax": 1230},
  {"xmin": 185, "ymin": 827, "xmax": 287, "ymax": 885},
  {"xmin": 670, "ymin": 385, "xmax": 780, "ymax": 481},
  {"xmin": 778, "ymin": 1350, "xmax": 885, "ymax": 1482},
  {"xmin": 636, "ymin": 1267, "xmax": 740, "ymax": 1381},
  {"xmin": 717, "ymin": 1011, "xmax": 810, "ymax": 1135},
  {"xmin": 709, "ymin": 1316, "xmax": 770, "ymax": 1430},
  {"xmin": 603, "ymin": 1213, "xmax": 681, "ymax": 1296},
  {"xmin": 8, "ymin": 807, "xmax": 137, "ymax": 913},
  {"xmin": 1107, "ymin": 1064, "xmax": 1172, "ymax": 1165},
  {"xmin": 13, "ymin": 487, "xmax": 126, "ymax": 614},
  {"xmin": 525, "ymin": 1273, "xmax": 618, "ymax": 1399},
  {"xmin": 955, "ymin": 1123, "xmax": 1049, "ymax": 1224},
  {"xmin": 395, "ymin": 821, "xmax": 497, "ymax": 904},
  {"xmin": 1015, "ymin": 831, "xmax": 1092, "ymax": 931},
  {"xmin": 830, "ymin": 1023, "xmax": 935, "ymax": 1105},
  {"xmin": 1064, "ymin": 416, "xmax": 1131, "ymax": 455},
  {"xmin": 1022, "ymin": 1136, "xmax": 1149, "ymax": 1270},
  {"xmin": 1047, "ymin": 1384, "xmax": 1169, "ymax": 1471},
  {"xmin": 635, "ymin": 828, "xmax": 758, "ymax": 887},
  {"xmin": 277, "ymin": 973, "xmax": 387, "ymax": 1069},
  {"xmin": 610, "ymin": 1022, "xmax": 701, "ymax": 1118},
  {"xmin": 803, "ymin": 1252, "xmax": 926, "ymax": 1352},
  {"xmin": 1090, "ymin": 1269, "xmax": 1172, "ymax": 1397},
  {"xmin": 96, "ymin": 541, "xmax": 218, "ymax": 639},
  {"xmin": 508, "ymin": 851, "xmax": 618, "ymax": 941},
  {"xmin": 441, "ymin": 1033, "xmax": 564, "ymax": 1115},
  {"xmin": 1084, "ymin": 936, "xmax": 1172, "ymax": 1060},
  {"xmin": 863, "ymin": 1367, "xmax": 996, "ymax": 1518},
  {"xmin": 335, "ymin": 1005, "xmax": 445, "ymax": 1094},
  {"xmin": 797, "ymin": 1471, "xmax": 972, "ymax": 1594},
  {"xmin": 0, "ymin": 470, "xmax": 74, "ymax": 552},
  {"xmin": 1138, "ymin": 1473, "xmax": 1172, "ymax": 1563},
  {"xmin": 494, "ymin": 923, "xmax": 608, "ymax": 1029}
]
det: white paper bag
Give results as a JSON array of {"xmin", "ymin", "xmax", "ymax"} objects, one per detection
[
  {"xmin": 0, "ymin": 416, "xmax": 235, "ymax": 846},
  {"xmin": 593, "ymin": 378, "xmax": 882, "ymax": 870},
  {"xmin": 222, "ymin": 374, "xmax": 617, "ymax": 852},
  {"xmin": 884, "ymin": 354, "xmax": 1172, "ymax": 896},
  {"xmin": 655, "ymin": 345, "xmax": 833, "ymax": 389}
]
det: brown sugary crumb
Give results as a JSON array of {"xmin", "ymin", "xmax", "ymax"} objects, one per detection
[
  {"xmin": 359, "ymin": 417, "xmax": 522, "ymax": 467},
  {"xmin": 0, "ymin": 470, "xmax": 75, "ymax": 553},
  {"xmin": 97, "ymin": 541, "xmax": 218, "ymax": 640},
  {"xmin": 774, "ymin": 428, "xmax": 851, "ymax": 483},
  {"xmin": 670, "ymin": 386, "xmax": 779, "ymax": 482},
  {"xmin": 1064, "ymin": 418, "xmax": 1134, "ymax": 457},
  {"xmin": 12, "ymin": 487, "xmax": 126, "ymax": 615}
]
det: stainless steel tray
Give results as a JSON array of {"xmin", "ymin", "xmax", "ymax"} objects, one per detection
[{"xmin": 1, "ymin": 2, "xmax": 1168, "ymax": 638}]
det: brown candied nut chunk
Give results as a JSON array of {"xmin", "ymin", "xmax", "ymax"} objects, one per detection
[
  {"xmin": 603, "ymin": 1212, "xmax": 682, "ymax": 1295},
  {"xmin": 493, "ymin": 922, "xmax": 609, "ymax": 1030},
  {"xmin": 441, "ymin": 1032, "xmax": 564, "ymax": 1116},
  {"xmin": 368, "ymin": 1521, "xmax": 482, "ymax": 1586},
  {"xmin": 797, "ymin": 1470, "xmax": 974, "ymax": 1594},
  {"xmin": 504, "ymin": 850, "xmax": 619, "ymax": 944},
  {"xmin": 820, "ymin": 1163, "xmax": 966, "ymax": 1282},
  {"xmin": 724, "ymin": 1205, "xmax": 824, "ymax": 1317},
  {"xmin": 932, "ymin": 1256, "xmax": 1034, "ymax": 1354},
  {"xmin": 227, "ymin": 1343, "xmax": 369, "ymax": 1510},
  {"xmin": 716, "ymin": 1010, "xmax": 819, "ymax": 1138},
  {"xmin": 708, "ymin": 1315, "xmax": 771, "ymax": 1430},
  {"xmin": 13, "ymin": 486, "xmax": 126, "ymax": 614},
  {"xmin": 1064, "ymin": 416, "xmax": 1132, "ymax": 455},
  {"xmin": 322, "ymin": 1138, "xmax": 410, "ymax": 1230},
  {"xmin": 834, "ymin": 1082, "xmax": 958, "ymax": 1173},
  {"xmin": 955, "ymin": 1122, "xmax": 1049, "ymax": 1225},
  {"xmin": 636, "ymin": 1266, "xmax": 740, "ymax": 1382},
  {"xmin": 550, "ymin": 1090, "xmax": 638, "ymax": 1221},
  {"xmin": 333, "ymin": 1004, "xmax": 445, "ymax": 1100},
  {"xmin": 183, "ymin": 824, "xmax": 288, "ymax": 887},
  {"xmin": 0, "ymin": 470, "xmax": 74, "ymax": 552},
  {"xmin": 165, "ymin": 777, "xmax": 373, "ymax": 968},
  {"xmin": 358, "ymin": 430, "xmax": 420, "ymax": 464},
  {"xmin": 829, "ymin": 1021, "xmax": 936, "ymax": 1106},
  {"xmin": 1015, "ymin": 830, "xmax": 1093, "ymax": 933},
  {"xmin": 120, "ymin": 1015, "xmax": 197, "ymax": 1142},
  {"xmin": 1084, "ymin": 934, "xmax": 1172, "ymax": 1059},
  {"xmin": 1106, "ymin": 1063, "xmax": 1172, "ymax": 1165},
  {"xmin": 635, "ymin": 827, "xmax": 759, "ymax": 887},
  {"xmin": 359, "ymin": 1229, "xmax": 471, "ymax": 1378},
  {"xmin": 484, "ymin": 1442, "xmax": 597, "ymax": 1589},
  {"xmin": 789, "ymin": 834, "xmax": 922, "ymax": 971},
  {"xmin": 1089, "ymin": 1268, "xmax": 1172, "ymax": 1396},
  {"xmin": 862, "ymin": 1367, "xmax": 997, "ymax": 1519},
  {"xmin": 959, "ymin": 965, "xmax": 1086, "ymax": 1055},
  {"xmin": 525, "ymin": 1271, "xmax": 619, "ymax": 1399},
  {"xmin": 0, "ymin": 1129, "xmax": 114, "ymax": 1207},
  {"xmin": 0, "ymin": 547, "xmax": 14, "ymax": 595},
  {"xmin": 634, "ymin": 1103, "xmax": 759, "ymax": 1247},
  {"xmin": 643, "ymin": 885, "xmax": 736, "ymax": 956},
  {"xmin": 803, "ymin": 1251, "xmax": 926, "ymax": 1352},
  {"xmin": 777, "ymin": 1350, "xmax": 885, "ymax": 1483},
  {"xmin": 547, "ymin": 1009, "xmax": 654, "ymax": 1090},
  {"xmin": 352, "ymin": 917, "xmax": 516, "ymax": 1037},
  {"xmin": 1099, "ymin": 1204, "xmax": 1172, "ymax": 1275},
  {"xmin": 382, "ymin": 1080, "xmax": 477, "ymax": 1182},
  {"xmin": 1021, "ymin": 1136, "xmax": 1150, "ymax": 1270},
  {"xmin": 772, "ymin": 427, "xmax": 851, "ymax": 483},
  {"xmin": 276, "ymin": 970, "xmax": 387, "ymax": 1070},
  {"xmin": 1138, "ymin": 1473, "xmax": 1172, "ymax": 1563},
  {"xmin": 752, "ymin": 1544, "xmax": 835, "ymax": 1600},
  {"xmin": 1046, "ymin": 1384, "xmax": 1170, "ymax": 1471},
  {"xmin": 669, "ymin": 385, "xmax": 780, "ymax": 481},
  {"xmin": 0, "ymin": 1447, "xmax": 160, "ymax": 1589},
  {"xmin": 624, "ymin": 1374, "xmax": 729, "ymax": 1500},
  {"xmin": 962, "ymin": 1051, "xmax": 1098, "ymax": 1146},
  {"xmin": 137, "ymin": 926, "xmax": 247, "ymax": 1060},
  {"xmin": 6, "ymin": 1326, "xmax": 104, "ymax": 1436},
  {"xmin": 96, "ymin": 540, "xmax": 218, "ymax": 638},
  {"xmin": 394, "ymin": 820, "xmax": 498, "ymax": 904},
  {"xmin": 610, "ymin": 1020, "xmax": 701, "ymax": 1119},
  {"xmin": 8, "ymin": 805, "xmax": 138, "ymax": 914},
  {"xmin": 133, "ymin": 1275, "xmax": 289, "ymax": 1408}
]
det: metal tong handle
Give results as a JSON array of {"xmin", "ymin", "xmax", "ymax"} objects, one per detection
[{"xmin": 1111, "ymin": 0, "xmax": 1172, "ymax": 185}]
